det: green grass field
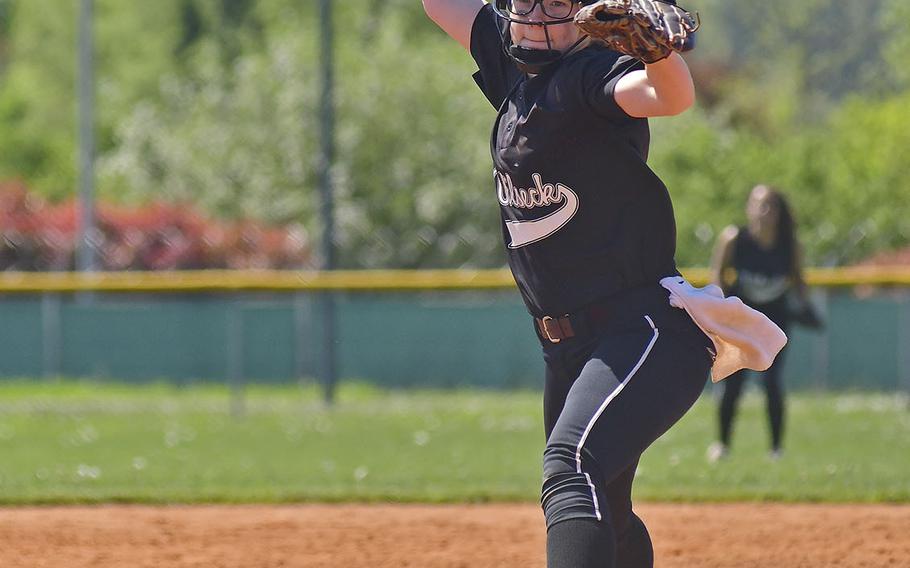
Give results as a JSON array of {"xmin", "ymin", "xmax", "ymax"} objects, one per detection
[{"xmin": 0, "ymin": 380, "xmax": 907, "ymax": 504}]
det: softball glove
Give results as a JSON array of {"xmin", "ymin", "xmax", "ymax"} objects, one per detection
[{"xmin": 574, "ymin": 0, "xmax": 699, "ymax": 64}]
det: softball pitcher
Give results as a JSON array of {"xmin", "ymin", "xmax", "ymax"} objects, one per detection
[{"xmin": 423, "ymin": 1, "xmax": 712, "ymax": 566}]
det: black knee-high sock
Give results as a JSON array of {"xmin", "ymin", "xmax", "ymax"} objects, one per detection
[
  {"xmin": 615, "ymin": 512, "xmax": 654, "ymax": 567},
  {"xmin": 547, "ymin": 518, "xmax": 615, "ymax": 568}
]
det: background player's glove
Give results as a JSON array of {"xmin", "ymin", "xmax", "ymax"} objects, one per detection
[
  {"xmin": 574, "ymin": 0, "xmax": 699, "ymax": 64},
  {"xmin": 788, "ymin": 295, "xmax": 825, "ymax": 330}
]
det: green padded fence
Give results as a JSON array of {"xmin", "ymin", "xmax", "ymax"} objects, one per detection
[{"xmin": 1, "ymin": 288, "xmax": 908, "ymax": 390}]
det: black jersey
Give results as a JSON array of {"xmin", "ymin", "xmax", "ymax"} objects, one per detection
[
  {"xmin": 469, "ymin": 5, "xmax": 679, "ymax": 318},
  {"xmin": 730, "ymin": 227, "xmax": 793, "ymax": 307}
]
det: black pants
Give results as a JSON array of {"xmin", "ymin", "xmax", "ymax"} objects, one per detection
[
  {"xmin": 539, "ymin": 285, "xmax": 713, "ymax": 568},
  {"xmin": 716, "ymin": 300, "xmax": 790, "ymax": 452}
]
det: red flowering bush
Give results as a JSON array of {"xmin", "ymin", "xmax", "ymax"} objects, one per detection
[{"xmin": 0, "ymin": 181, "xmax": 312, "ymax": 271}]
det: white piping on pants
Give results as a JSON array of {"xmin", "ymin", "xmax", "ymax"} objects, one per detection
[{"xmin": 575, "ymin": 315, "xmax": 659, "ymax": 521}]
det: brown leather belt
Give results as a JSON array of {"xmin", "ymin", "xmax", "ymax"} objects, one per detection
[
  {"xmin": 533, "ymin": 285, "xmax": 675, "ymax": 344},
  {"xmin": 534, "ymin": 302, "xmax": 614, "ymax": 344},
  {"xmin": 536, "ymin": 315, "xmax": 575, "ymax": 343}
]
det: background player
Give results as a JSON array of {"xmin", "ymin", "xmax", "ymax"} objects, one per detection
[
  {"xmin": 423, "ymin": 1, "xmax": 712, "ymax": 566},
  {"xmin": 708, "ymin": 184, "xmax": 816, "ymax": 462}
]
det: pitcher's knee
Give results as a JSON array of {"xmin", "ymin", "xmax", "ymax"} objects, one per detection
[
  {"xmin": 541, "ymin": 470, "xmax": 603, "ymax": 529},
  {"xmin": 541, "ymin": 445, "xmax": 605, "ymax": 529}
]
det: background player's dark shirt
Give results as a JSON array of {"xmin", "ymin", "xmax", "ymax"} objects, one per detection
[
  {"xmin": 470, "ymin": 5, "xmax": 678, "ymax": 317},
  {"xmin": 730, "ymin": 227, "xmax": 793, "ymax": 314}
]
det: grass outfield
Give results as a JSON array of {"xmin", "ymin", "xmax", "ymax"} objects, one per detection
[{"xmin": 0, "ymin": 380, "xmax": 907, "ymax": 504}]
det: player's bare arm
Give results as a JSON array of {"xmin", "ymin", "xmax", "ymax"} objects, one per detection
[
  {"xmin": 791, "ymin": 242, "xmax": 810, "ymax": 302},
  {"xmin": 710, "ymin": 225, "xmax": 739, "ymax": 289},
  {"xmin": 422, "ymin": 0, "xmax": 486, "ymax": 51},
  {"xmin": 574, "ymin": 0, "xmax": 698, "ymax": 117},
  {"xmin": 614, "ymin": 52, "xmax": 695, "ymax": 118}
]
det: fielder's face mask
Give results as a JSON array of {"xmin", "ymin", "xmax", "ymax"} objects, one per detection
[{"xmin": 492, "ymin": 0, "xmax": 595, "ymax": 74}]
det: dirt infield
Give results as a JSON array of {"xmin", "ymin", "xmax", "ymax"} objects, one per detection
[{"xmin": 1, "ymin": 503, "xmax": 908, "ymax": 567}]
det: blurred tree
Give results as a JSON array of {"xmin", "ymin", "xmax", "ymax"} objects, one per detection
[
  {"xmin": 1, "ymin": 0, "xmax": 909, "ymax": 268},
  {"xmin": 689, "ymin": 0, "xmax": 896, "ymax": 126},
  {"xmin": 0, "ymin": 0, "xmax": 76, "ymax": 197},
  {"xmin": 99, "ymin": 0, "xmax": 503, "ymax": 268},
  {"xmin": 176, "ymin": 0, "xmax": 205, "ymax": 56},
  {"xmin": 175, "ymin": 0, "xmax": 264, "ymax": 68},
  {"xmin": 0, "ymin": 0, "xmax": 12, "ymax": 73},
  {"xmin": 331, "ymin": 3, "xmax": 502, "ymax": 268},
  {"xmin": 0, "ymin": 0, "xmax": 185, "ymax": 197},
  {"xmin": 811, "ymin": 92, "xmax": 910, "ymax": 264},
  {"xmin": 98, "ymin": 34, "xmax": 318, "ymax": 225},
  {"xmin": 881, "ymin": 0, "xmax": 910, "ymax": 90}
]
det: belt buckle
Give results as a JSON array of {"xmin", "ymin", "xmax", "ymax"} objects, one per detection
[{"xmin": 541, "ymin": 315, "xmax": 562, "ymax": 343}]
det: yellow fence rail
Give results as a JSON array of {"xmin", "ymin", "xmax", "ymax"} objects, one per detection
[{"xmin": 1, "ymin": 266, "xmax": 909, "ymax": 293}]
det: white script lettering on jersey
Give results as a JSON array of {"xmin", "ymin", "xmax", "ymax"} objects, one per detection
[{"xmin": 495, "ymin": 170, "xmax": 580, "ymax": 249}]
